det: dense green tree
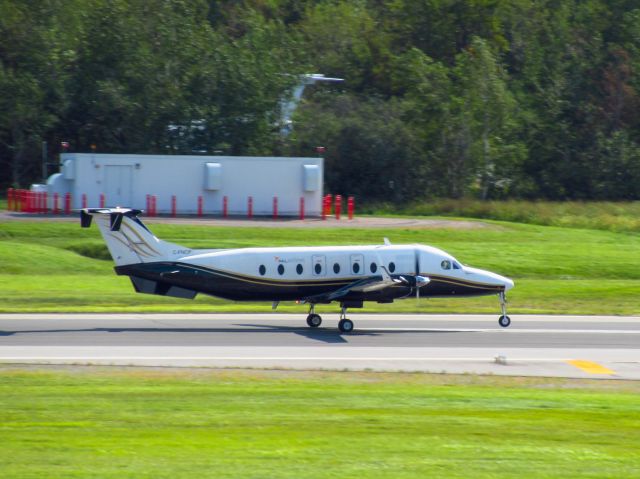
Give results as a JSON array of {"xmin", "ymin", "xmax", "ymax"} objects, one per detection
[{"xmin": 1, "ymin": 0, "xmax": 639, "ymax": 200}]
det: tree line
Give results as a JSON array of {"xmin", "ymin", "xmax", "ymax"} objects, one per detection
[{"xmin": 1, "ymin": 0, "xmax": 639, "ymax": 201}]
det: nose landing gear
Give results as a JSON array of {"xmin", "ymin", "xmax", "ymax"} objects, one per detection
[{"xmin": 498, "ymin": 292, "xmax": 511, "ymax": 328}]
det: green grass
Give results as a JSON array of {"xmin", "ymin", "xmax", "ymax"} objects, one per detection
[
  {"xmin": 1, "ymin": 367, "xmax": 639, "ymax": 479},
  {"xmin": 363, "ymin": 200, "xmax": 640, "ymax": 233},
  {"xmin": 0, "ymin": 219, "xmax": 638, "ymax": 314}
]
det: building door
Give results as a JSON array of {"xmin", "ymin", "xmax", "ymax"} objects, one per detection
[{"xmin": 104, "ymin": 165, "xmax": 132, "ymax": 207}]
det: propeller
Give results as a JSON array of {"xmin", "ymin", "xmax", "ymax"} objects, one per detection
[{"xmin": 414, "ymin": 250, "xmax": 430, "ymax": 304}]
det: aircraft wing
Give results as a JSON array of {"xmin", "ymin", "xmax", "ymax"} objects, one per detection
[{"xmin": 303, "ymin": 268, "xmax": 429, "ymax": 303}]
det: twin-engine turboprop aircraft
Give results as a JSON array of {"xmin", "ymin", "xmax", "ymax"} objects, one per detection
[{"xmin": 81, "ymin": 208, "xmax": 514, "ymax": 333}]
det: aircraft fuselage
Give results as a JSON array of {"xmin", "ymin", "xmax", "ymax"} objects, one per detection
[{"xmin": 115, "ymin": 244, "xmax": 511, "ymax": 304}]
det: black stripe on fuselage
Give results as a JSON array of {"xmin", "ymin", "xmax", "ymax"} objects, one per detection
[{"xmin": 115, "ymin": 262, "xmax": 504, "ymax": 302}]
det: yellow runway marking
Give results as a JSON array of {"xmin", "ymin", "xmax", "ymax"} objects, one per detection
[{"xmin": 567, "ymin": 359, "xmax": 615, "ymax": 375}]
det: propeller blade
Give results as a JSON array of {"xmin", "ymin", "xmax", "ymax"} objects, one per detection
[{"xmin": 415, "ymin": 250, "xmax": 420, "ymax": 304}]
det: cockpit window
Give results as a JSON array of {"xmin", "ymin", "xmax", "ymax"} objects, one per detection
[
  {"xmin": 452, "ymin": 261, "xmax": 461, "ymax": 270},
  {"xmin": 441, "ymin": 260, "xmax": 451, "ymax": 270}
]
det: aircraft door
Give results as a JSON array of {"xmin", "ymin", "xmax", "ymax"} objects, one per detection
[
  {"xmin": 312, "ymin": 255, "xmax": 326, "ymax": 276},
  {"xmin": 350, "ymin": 254, "xmax": 364, "ymax": 275}
]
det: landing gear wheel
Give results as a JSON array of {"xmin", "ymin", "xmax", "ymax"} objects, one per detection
[
  {"xmin": 306, "ymin": 313, "xmax": 322, "ymax": 328},
  {"xmin": 338, "ymin": 318, "xmax": 354, "ymax": 333},
  {"xmin": 499, "ymin": 315, "xmax": 511, "ymax": 328}
]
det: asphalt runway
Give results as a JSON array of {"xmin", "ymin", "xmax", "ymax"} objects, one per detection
[{"xmin": 1, "ymin": 314, "xmax": 639, "ymax": 379}]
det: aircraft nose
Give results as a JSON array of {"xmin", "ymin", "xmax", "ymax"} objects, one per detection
[
  {"xmin": 465, "ymin": 267, "xmax": 514, "ymax": 291},
  {"xmin": 488, "ymin": 271, "xmax": 514, "ymax": 291},
  {"xmin": 502, "ymin": 276, "xmax": 515, "ymax": 291}
]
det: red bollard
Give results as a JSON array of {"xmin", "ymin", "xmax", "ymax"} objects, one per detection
[
  {"xmin": 325, "ymin": 194, "xmax": 332, "ymax": 217},
  {"xmin": 347, "ymin": 196, "xmax": 354, "ymax": 220},
  {"xmin": 321, "ymin": 195, "xmax": 327, "ymax": 220},
  {"xmin": 197, "ymin": 196, "xmax": 203, "ymax": 217},
  {"xmin": 82, "ymin": 193, "xmax": 87, "ymax": 209},
  {"xmin": 299, "ymin": 197, "xmax": 305, "ymax": 220},
  {"xmin": 247, "ymin": 196, "xmax": 253, "ymax": 219},
  {"xmin": 222, "ymin": 196, "xmax": 228, "ymax": 218},
  {"xmin": 171, "ymin": 195, "xmax": 177, "ymax": 217},
  {"xmin": 64, "ymin": 193, "xmax": 71, "ymax": 215},
  {"xmin": 335, "ymin": 195, "xmax": 342, "ymax": 220},
  {"xmin": 53, "ymin": 193, "xmax": 59, "ymax": 214},
  {"xmin": 151, "ymin": 196, "xmax": 157, "ymax": 216},
  {"xmin": 273, "ymin": 197, "xmax": 279, "ymax": 219},
  {"xmin": 7, "ymin": 188, "xmax": 13, "ymax": 211},
  {"xmin": 99, "ymin": 193, "xmax": 105, "ymax": 208},
  {"xmin": 146, "ymin": 194, "xmax": 150, "ymax": 213}
]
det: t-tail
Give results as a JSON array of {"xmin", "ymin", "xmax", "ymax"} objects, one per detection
[{"xmin": 80, "ymin": 207, "xmax": 189, "ymax": 266}]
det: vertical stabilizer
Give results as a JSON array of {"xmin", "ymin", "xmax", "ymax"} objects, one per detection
[{"xmin": 80, "ymin": 208, "xmax": 188, "ymax": 266}]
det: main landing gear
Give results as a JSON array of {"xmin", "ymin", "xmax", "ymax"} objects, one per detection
[
  {"xmin": 306, "ymin": 304, "xmax": 322, "ymax": 328},
  {"xmin": 305, "ymin": 304, "xmax": 354, "ymax": 333},
  {"xmin": 338, "ymin": 305, "xmax": 354, "ymax": 333},
  {"xmin": 498, "ymin": 291, "xmax": 511, "ymax": 328}
]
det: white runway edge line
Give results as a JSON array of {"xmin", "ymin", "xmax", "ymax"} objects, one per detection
[
  {"xmin": 1, "ymin": 347, "xmax": 638, "ymax": 361},
  {"xmin": 357, "ymin": 328, "xmax": 640, "ymax": 334},
  {"xmin": 0, "ymin": 356, "xmax": 597, "ymax": 362}
]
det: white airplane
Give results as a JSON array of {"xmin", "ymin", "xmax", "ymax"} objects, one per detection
[{"xmin": 81, "ymin": 207, "xmax": 514, "ymax": 333}]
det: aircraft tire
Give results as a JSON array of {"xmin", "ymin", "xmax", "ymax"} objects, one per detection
[
  {"xmin": 338, "ymin": 318, "xmax": 354, "ymax": 333},
  {"xmin": 498, "ymin": 315, "xmax": 511, "ymax": 328},
  {"xmin": 306, "ymin": 314, "xmax": 322, "ymax": 328}
]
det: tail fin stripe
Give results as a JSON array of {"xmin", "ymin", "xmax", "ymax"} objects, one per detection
[
  {"xmin": 121, "ymin": 223, "xmax": 162, "ymax": 255},
  {"xmin": 111, "ymin": 232, "xmax": 155, "ymax": 258}
]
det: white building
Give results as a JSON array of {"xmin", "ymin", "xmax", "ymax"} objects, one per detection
[{"xmin": 47, "ymin": 153, "xmax": 324, "ymax": 216}]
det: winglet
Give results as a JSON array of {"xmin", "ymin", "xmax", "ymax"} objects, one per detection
[
  {"xmin": 383, "ymin": 237, "xmax": 391, "ymax": 246},
  {"xmin": 80, "ymin": 210, "xmax": 93, "ymax": 228}
]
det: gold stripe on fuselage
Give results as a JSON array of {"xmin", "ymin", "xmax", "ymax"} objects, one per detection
[{"xmin": 170, "ymin": 263, "xmax": 501, "ymax": 291}]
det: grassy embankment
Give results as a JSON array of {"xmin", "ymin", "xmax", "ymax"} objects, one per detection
[
  {"xmin": 362, "ymin": 200, "xmax": 640, "ymax": 233},
  {"xmin": 1, "ymin": 367, "xmax": 639, "ymax": 479},
  {"xmin": 0, "ymin": 216, "xmax": 638, "ymax": 314}
]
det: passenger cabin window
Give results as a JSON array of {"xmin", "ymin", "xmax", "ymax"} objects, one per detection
[
  {"xmin": 259, "ymin": 265, "xmax": 266, "ymax": 276},
  {"xmin": 314, "ymin": 263, "xmax": 322, "ymax": 274},
  {"xmin": 278, "ymin": 264, "xmax": 285, "ymax": 275},
  {"xmin": 333, "ymin": 263, "xmax": 340, "ymax": 274},
  {"xmin": 370, "ymin": 263, "xmax": 377, "ymax": 273},
  {"xmin": 389, "ymin": 262, "xmax": 396, "ymax": 273},
  {"xmin": 296, "ymin": 264, "xmax": 303, "ymax": 275},
  {"xmin": 441, "ymin": 260, "xmax": 451, "ymax": 270}
]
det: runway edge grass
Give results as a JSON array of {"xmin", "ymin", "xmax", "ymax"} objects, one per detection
[
  {"xmin": 1, "ymin": 367, "xmax": 639, "ymax": 479},
  {"xmin": 0, "ymin": 219, "xmax": 638, "ymax": 315}
]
